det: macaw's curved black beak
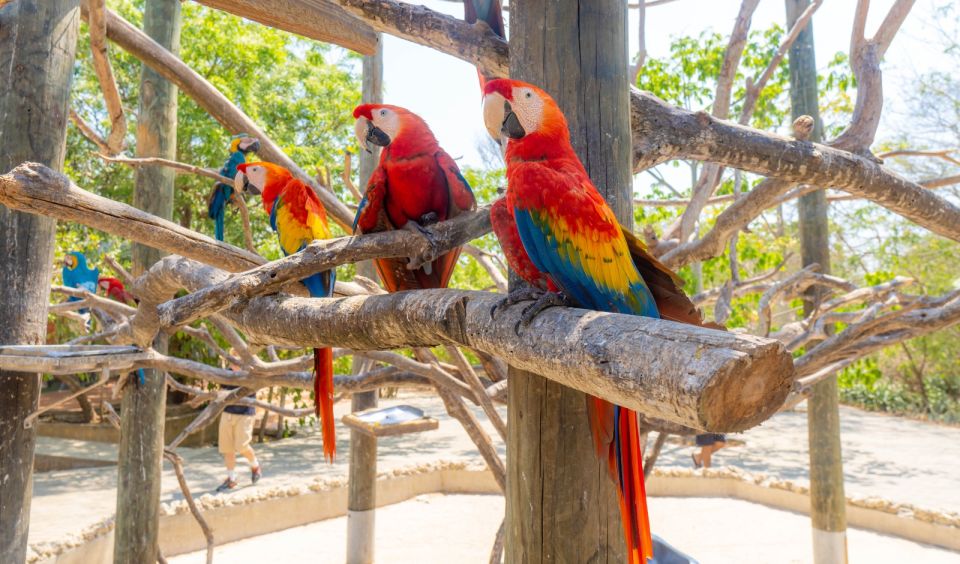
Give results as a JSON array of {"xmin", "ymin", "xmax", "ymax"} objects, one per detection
[
  {"xmin": 501, "ymin": 101, "xmax": 525, "ymax": 140},
  {"xmin": 234, "ymin": 171, "xmax": 259, "ymax": 196},
  {"xmin": 366, "ymin": 121, "xmax": 391, "ymax": 149},
  {"xmin": 240, "ymin": 139, "xmax": 261, "ymax": 154}
]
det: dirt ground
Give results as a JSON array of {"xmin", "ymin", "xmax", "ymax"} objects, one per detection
[{"xmin": 28, "ymin": 392, "xmax": 960, "ymax": 560}]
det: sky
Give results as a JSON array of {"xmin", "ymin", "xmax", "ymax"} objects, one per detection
[{"xmin": 372, "ymin": 0, "xmax": 952, "ymax": 176}]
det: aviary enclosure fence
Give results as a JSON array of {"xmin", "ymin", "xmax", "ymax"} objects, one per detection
[{"xmin": 1, "ymin": 0, "xmax": 959, "ymax": 563}]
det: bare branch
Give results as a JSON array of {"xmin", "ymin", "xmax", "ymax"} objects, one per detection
[
  {"xmin": 99, "ymin": 153, "xmax": 232, "ymax": 184},
  {"xmin": 163, "ymin": 450, "xmax": 214, "ymax": 564},
  {"xmin": 341, "ymin": 151, "xmax": 363, "ymax": 202},
  {"xmin": 464, "ymin": 244, "xmax": 508, "ymax": 293},
  {"xmin": 69, "ymin": 108, "xmax": 112, "ymax": 154},
  {"xmin": 85, "ymin": 0, "xmax": 127, "ymax": 154},
  {"xmin": 153, "ymin": 205, "xmax": 491, "ymax": 328},
  {"xmin": 85, "ymin": 6, "xmax": 355, "ymax": 229}
]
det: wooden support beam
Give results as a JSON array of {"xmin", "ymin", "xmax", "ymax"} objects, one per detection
[
  {"xmin": 0, "ymin": 2, "xmax": 80, "ymax": 561},
  {"xmin": 193, "ymin": 0, "xmax": 378, "ymax": 56},
  {"xmin": 346, "ymin": 43, "xmax": 382, "ymax": 564},
  {"xmin": 785, "ymin": 2, "xmax": 848, "ymax": 562}
]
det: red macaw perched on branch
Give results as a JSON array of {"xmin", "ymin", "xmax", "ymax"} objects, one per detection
[
  {"xmin": 483, "ymin": 78, "xmax": 717, "ymax": 563},
  {"xmin": 98, "ymin": 276, "xmax": 137, "ymax": 306},
  {"xmin": 234, "ymin": 161, "xmax": 338, "ymax": 462},
  {"xmin": 352, "ymin": 104, "xmax": 476, "ymax": 292}
]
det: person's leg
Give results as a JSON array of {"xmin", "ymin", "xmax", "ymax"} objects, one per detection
[
  {"xmin": 224, "ymin": 452, "xmax": 237, "ymax": 476},
  {"xmin": 237, "ymin": 415, "xmax": 261, "ymax": 482},
  {"xmin": 217, "ymin": 414, "xmax": 240, "ymax": 490}
]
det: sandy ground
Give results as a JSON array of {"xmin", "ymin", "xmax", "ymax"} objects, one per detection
[
  {"xmin": 28, "ymin": 392, "xmax": 960, "ymax": 559},
  {"xmin": 167, "ymin": 494, "xmax": 960, "ymax": 564}
]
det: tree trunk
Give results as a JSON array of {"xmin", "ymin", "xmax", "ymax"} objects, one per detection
[
  {"xmin": 55, "ymin": 374, "xmax": 96, "ymax": 422},
  {"xmin": 786, "ymin": 1, "xmax": 848, "ymax": 562},
  {"xmin": 346, "ymin": 37, "xmax": 382, "ymax": 564},
  {"xmin": 114, "ymin": 1, "xmax": 180, "ymax": 562},
  {"xmin": 507, "ymin": 1, "xmax": 632, "ymax": 561},
  {"xmin": 0, "ymin": 2, "xmax": 79, "ymax": 561}
]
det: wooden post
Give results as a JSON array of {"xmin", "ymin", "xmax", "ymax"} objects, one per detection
[
  {"xmin": 785, "ymin": 1, "xmax": 848, "ymax": 562},
  {"xmin": 346, "ymin": 36, "xmax": 382, "ymax": 564},
  {"xmin": 507, "ymin": 0, "xmax": 632, "ymax": 560},
  {"xmin": 0, "ymin": 2, "xmax": 80, "ymax": 561},
  {"xmin": 114, "ymin": 1, "xmax": 181, "ymax": 562}
]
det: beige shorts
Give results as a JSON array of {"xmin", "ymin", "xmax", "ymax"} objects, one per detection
[{"xmin": 218, "ymin": 412, "xmax": 255, "ymax": 454}]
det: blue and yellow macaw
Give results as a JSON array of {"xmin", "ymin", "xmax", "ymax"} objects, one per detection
[
  {"xmin": 207, "ymin": 134, "xmax": 260, "ymax": 241},
  {"xmin": 62, "ymin": 251, "xmax": 99, "ymax": 314},
  {"xmin": 234, "ymin": 160, "xmax": 338, "ymax": 462}
]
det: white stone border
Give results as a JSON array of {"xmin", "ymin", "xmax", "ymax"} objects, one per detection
[{"xmin": 31, "ymin": 462, "xmax": 959, "ymax": 563}]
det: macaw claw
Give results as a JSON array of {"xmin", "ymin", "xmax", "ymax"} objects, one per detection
[
  {"xmin": 514, "ymin": 291, "xmax": 573, "ymax": 336},
  {"xmin": 490, "ymin": 286, "xmax": 543, "ymax": 319},
  {"xmin": 404, "ymin": 220, "xmax": 441, "ymax": 272}
]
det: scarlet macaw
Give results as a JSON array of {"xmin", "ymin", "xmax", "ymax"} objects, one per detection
[
  {"xmin": 234, "ymin": 161, "xmax": 338, "ymax": 462},
  {"xmin": 98, "ymin": 277, "xmax": 137, "ymax": 306},
  {"xmin": 481, "ymin": 79, "xmax": 716, "ymax": 563},
  {"xmin": 208, "ymin": 134, "xmax": 260, "ymax": 241},
  {"xmin": 352, "ymin": 104, "xmax": 476, "ymax": 292},
  {"xmin": 62, "ymin": 251, "xmax": 99, "ymax": 314}
]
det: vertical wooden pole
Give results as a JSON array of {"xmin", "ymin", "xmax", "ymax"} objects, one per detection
[
  {"xmin": 0, "ymin": 2, "xmax": 80, "ymax": 561},
  {"xmin": 507, "ymin": 1, "xmax": 632, "ymax": 561},
  {"xmin": 114, "ymin": 1, "xmax": 181, "ymax": 562},
  {"xmin": 785, "ymin": 2, "xmax": 848, "ymax": 562},
  {"xmin": 346, "ymin": 36, "xmax": 382, "ymax": 564}
]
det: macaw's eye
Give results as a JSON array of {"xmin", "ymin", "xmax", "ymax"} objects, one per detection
[
  {"xmin": 380, "ymin": 109, "xmax": 387, "ymax": 117},
  {"xmin": 525, "ymin": 91, "xmax": 532, "ymax": 99}
]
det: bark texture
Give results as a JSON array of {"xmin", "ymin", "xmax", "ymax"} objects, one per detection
[
  {"xmin": 114, "ymin": 1, "xmax": 180, "ymax": 562},
  {"xmin": 194, "ymin": 0, "xmax": 377, "ymax": 55},
  {"xmin": 785, "ymin": 2, "xmax": 848, "ymax": 561},
  {"xmin": 0, "ymin": 2, "xmax": 79, "ymax": 561},
  {"xmin": 507, "ymin": 1, "xmax": 634, "ymax": 560},
  {"xmin": 134, "ymin": 256, "xmax": 794, "ymax": 431}
]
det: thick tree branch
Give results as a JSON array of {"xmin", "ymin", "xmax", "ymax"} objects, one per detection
[
  {"xmin": 328, "ymin": 1, "xmax": 960, "ymax": 242},
  {"xmin": 0, "ymin": 163, "xmax": 264, "ymax": 272},
  {"xmin": 155, "ymin": 205, "xmax": 491, "ymax": 328},
  {"xmin": 131, "ymin": 255, "xmax": 794, "ymax": 432}
]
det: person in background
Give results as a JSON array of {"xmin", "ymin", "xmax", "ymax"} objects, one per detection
[
  {"xmin": 216, "ymin": 354, "xmax": 263, "ymax": 492},
  {"xmin": 691, "ymin": 433, "xmax": 726, "ymax": 469}
]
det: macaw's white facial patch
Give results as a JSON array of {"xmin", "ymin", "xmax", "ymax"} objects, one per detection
[
  {"xmin": 509, "ymin": 86, "xmax": 544, "ymax": 136},
  {"xmin": 370, "ymin": 107, "xmax": 401, "ymax": 143},
  {"xmin": 243, "ymin": 165, "xmax": 268, "ymax": 193},
  {"xmin": 482, "ymin": 91, "xmax": 507, "ymax": 142}
]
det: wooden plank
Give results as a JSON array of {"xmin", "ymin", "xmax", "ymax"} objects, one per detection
[
  {"xmin": 342, "ymin": 406, "xmax": 438, "ymax": 438},
  {"xmin": 0, "ymin": 1, "xmax": 80, "ymax": 561},
  {"xmin": 193, "ymin": 0, "xmax": 377, "ymax": 55}
]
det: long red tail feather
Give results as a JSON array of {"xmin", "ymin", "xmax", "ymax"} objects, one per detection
[
  {"xmin": 314, "ymin": 347, "xmax": 336, "ymax": 463},
  {"xmin": 588, "ymin": 400, "xmax": 653, "ymax": 563}
]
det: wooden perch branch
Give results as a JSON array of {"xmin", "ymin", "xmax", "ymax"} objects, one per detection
[
  {"xmin": 154, "ymin": 205, "xmax": 492, "ymax": 328},
  {"xmin": 99, "ymin": 153, "xmax": 233, "ymax": 184},
  {"xmin": 0, "ymin": 163, "xmax": 264, "ymax": 272},
  {"xmin": 136, "ymin": 255, "xmax": 795, "ymax": 432},
  {"xmin": 85, "ymin": 5, "xmax": 355, "ymax": 229}
]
